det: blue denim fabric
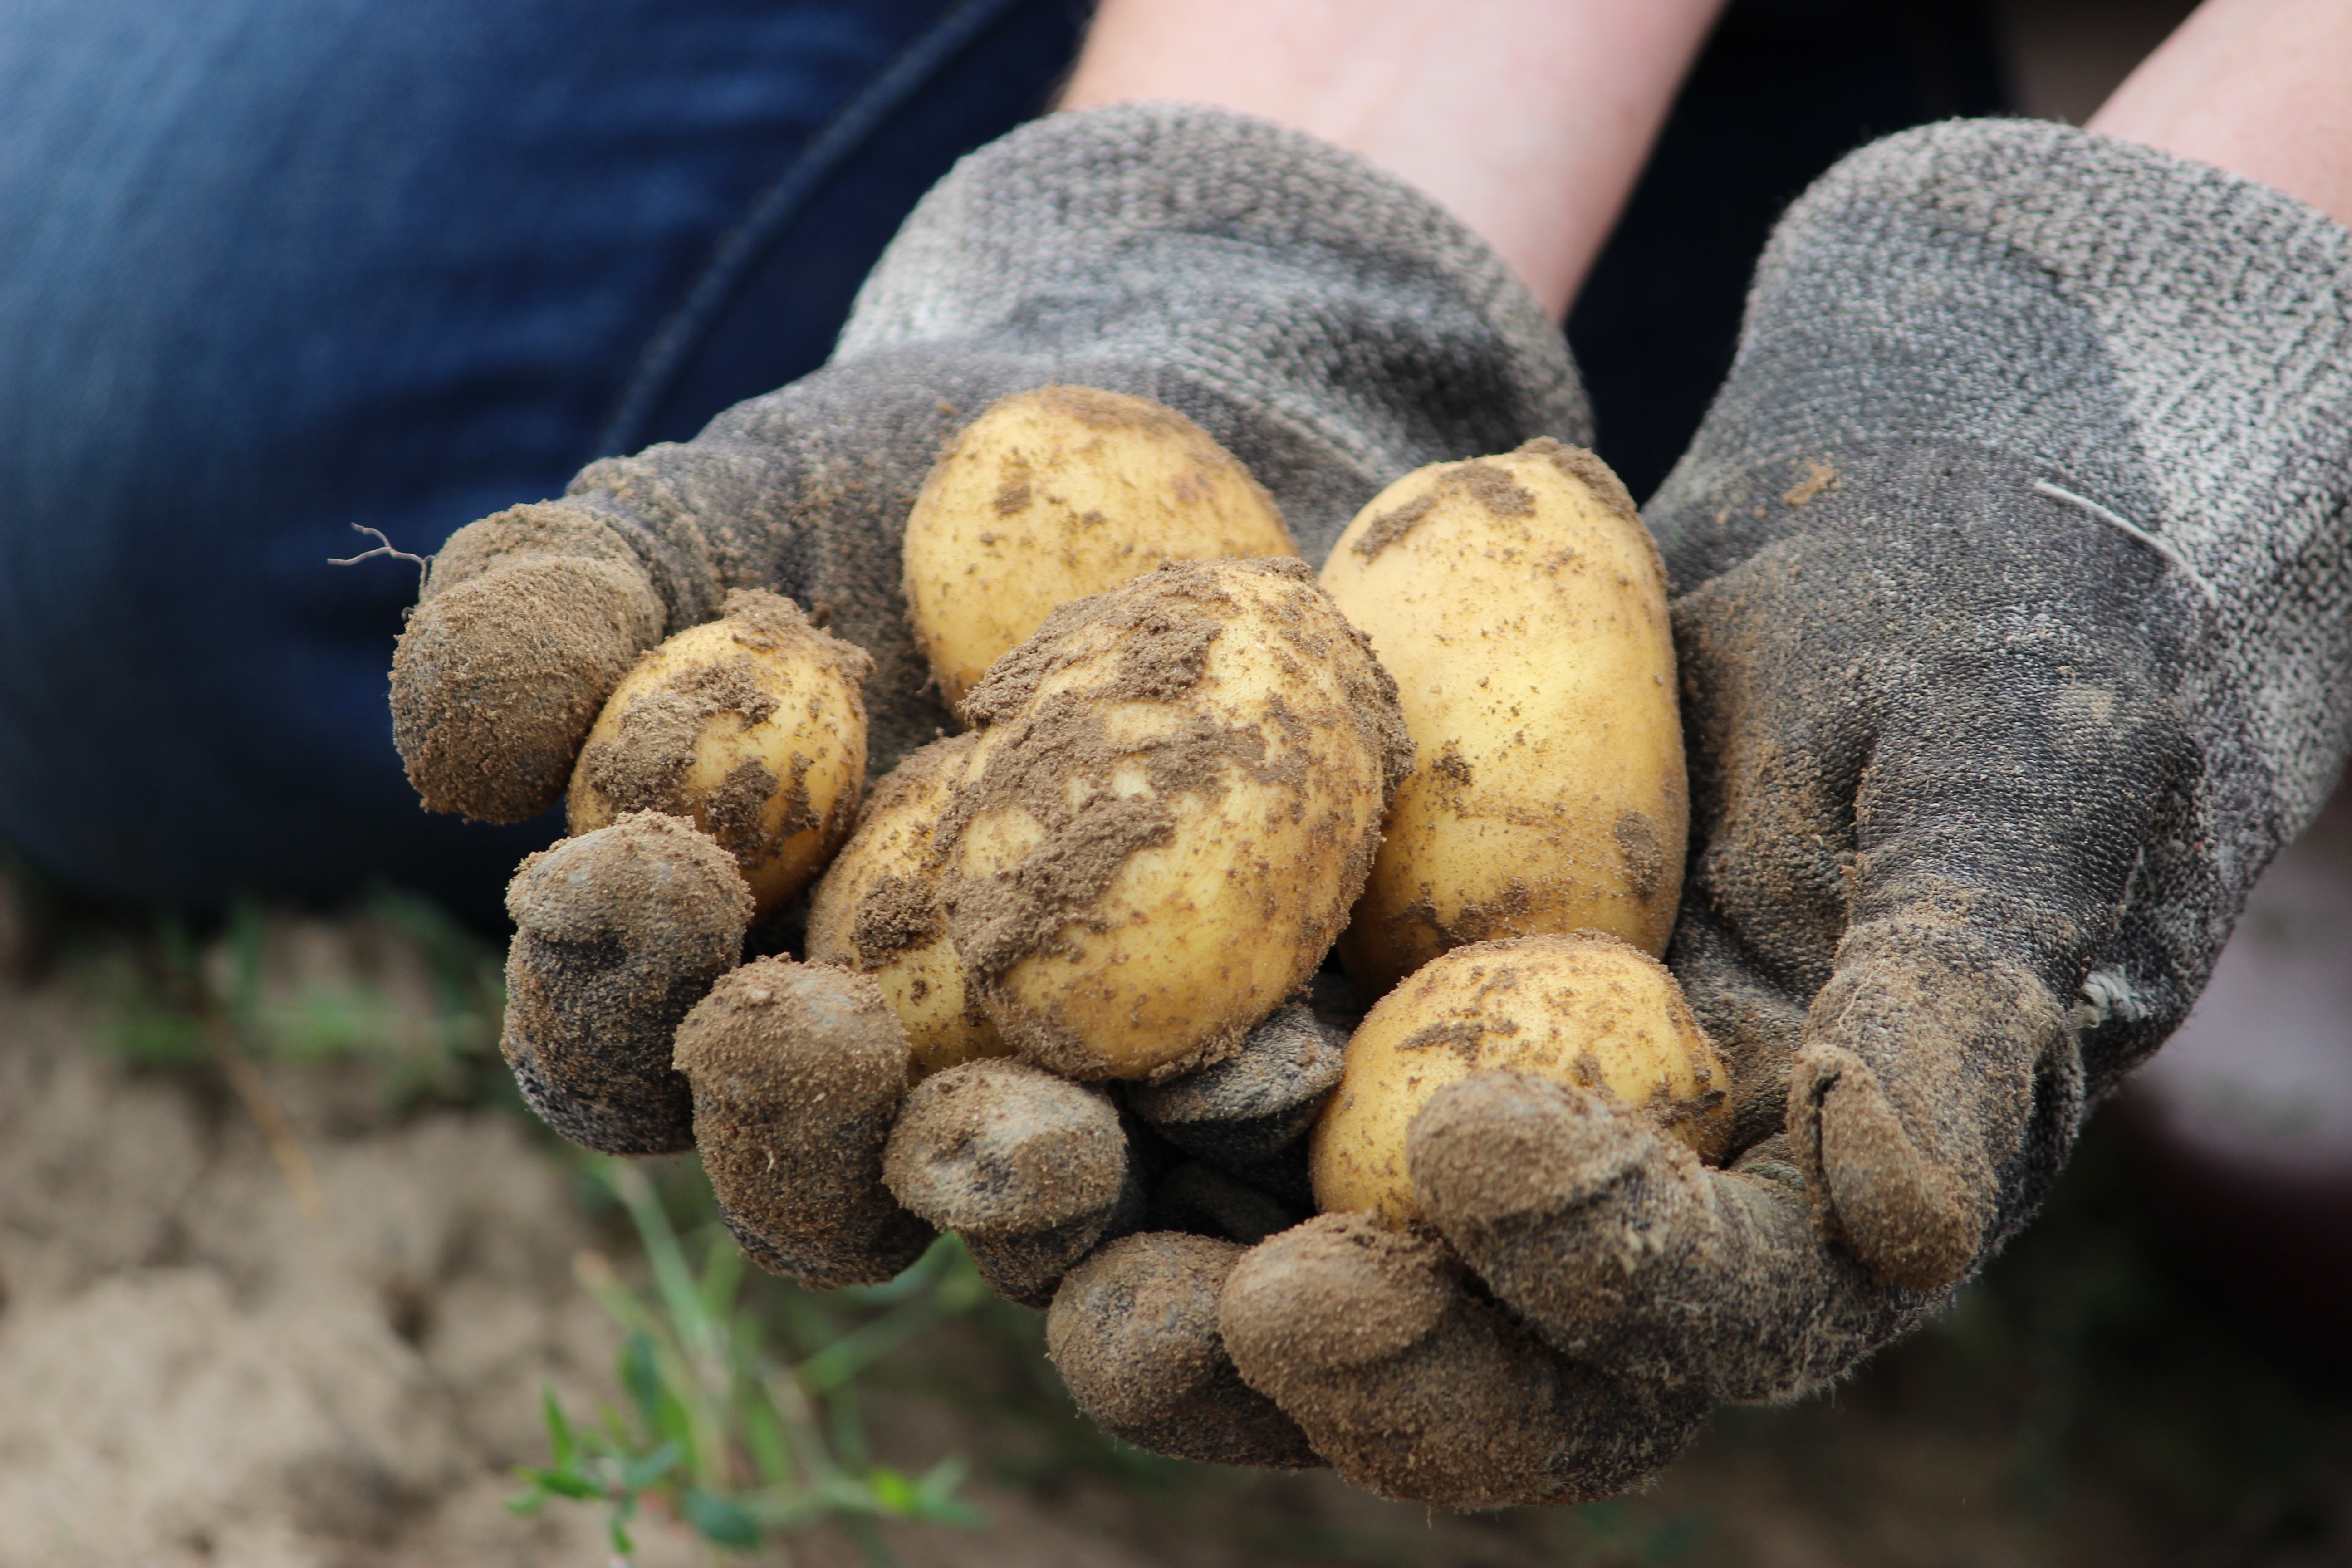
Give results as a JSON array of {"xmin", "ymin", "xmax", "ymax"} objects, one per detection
[{"xmin": 0, "ymin": 0, "xmax": 1083, "ymax": 916}]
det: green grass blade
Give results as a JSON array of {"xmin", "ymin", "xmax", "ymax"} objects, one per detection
[
  {"xmin": 681, "ymin": 1487, "xmax": 763, "ymax": 1548},
  {"xmin": 542, "ymin": 1386, "xmax": 579, "ymax": 1468},
  {"xmin": 795, "ymin": 1297, "xmax": 947, "ymax": 1394},
  {"xmin": 605, "ymin": 1164, "xmax": 716, "ymax": 1366}
]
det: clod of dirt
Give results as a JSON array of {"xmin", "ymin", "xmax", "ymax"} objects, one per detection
[
  {"xmin": 392, "ymin": 501, "xmax": 666, "ymax": 822},
  {"xmin": 502, "ymin": 811, "xmax": 751, "ymax": 1155},
  {"xmin": 1048, "ymin": 1231, "xmax": 1322, "ymax": 1469},
  {"xmin": 1219, "ymin": 1214, "xmax": 1707, "ymax": 1508},
  {"xmin": 672, "ymin": 957, "xmax": 935, "ymax": 1289},
  {"xmin": 883, "ymin": 1059, "xmax": 1145, "ymax": 1306}
]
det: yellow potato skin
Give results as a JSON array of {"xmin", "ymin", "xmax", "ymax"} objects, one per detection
[
  {"xmin": 1320, "ymin": 441, "xmax": 1686, "ymax": 995},
  {"xmin": 1311, "ymin": 932, "xmax": 1730, "ymax": 1225},
  {"xmin": 903, "ymin": 385, "xmax": 1297, "ymax": 710},
  {"xmin": 568, "ymin": 590, "xmax": 869, "ymax": 915},
  {"xmin": 805, "ymin": 734, "xmax": 1013, "ymax": 1076},
  {"xmin": 940, "ymin": 558, "xmax": 1410, "ymax": 1082}
]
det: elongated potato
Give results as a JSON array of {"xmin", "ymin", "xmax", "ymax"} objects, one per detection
[
  {"xmin": 1320, "ymin": 441, "xmax": 1686, "ymax": 995},
  {"xmin": 903, "ymin": 385, "xmax": 1297, "ymax": 710},
  {"xmin": 568, "ymin": 589, "xmax": 870, "ymax": 914},
  {"xmin": 805, "ymin": 734, "xmax": 1014, "ymax": 1076},
  {"xmin": 1311, "ymin": 932, "xmax": 1730, "ymax": 1225},
  {"xmin": 938, "ymin": 557, "xmax": 1412, "ymax": 1082}
]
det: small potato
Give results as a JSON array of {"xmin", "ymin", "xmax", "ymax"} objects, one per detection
[
  {"xmin": 805, "ymin": 734, "xmax": 1013, "ymax": 1076},
  {"xmin": 938, "ymin": 557, "xmax": 1412, "ymax": 1082},
  {"xmin": 1320, "ymin": 440, "xmax": 1686, "ymax": 995},
  {"xmin": 903, "ymin": 385, "xmax": 1297, "ymax": 709},
  {"xmin": 1311, "ymin": 932, "xmax": 1730, "ymax": 1225},
  {"xmin": 569, "ymin": 589, "xmax": 870, "ymax": 914}
]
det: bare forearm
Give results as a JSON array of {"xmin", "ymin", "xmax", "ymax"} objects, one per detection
[
  {"xmin": 2090, "ymin": 0, "xmax": 2352, "ymax": 228},
  {"xmin": 1058, "ymin": 0, "xmax": 1725, "ymax": 321}
]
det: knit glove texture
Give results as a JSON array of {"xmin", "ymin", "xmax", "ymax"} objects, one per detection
[
  {"xmin": 385, "ymin": 103, "xmax": 1581, "ymax": 1461},
  {"xmin": 1140, "ymin": 119, "xmax": 2352, "ymax": 1507}
]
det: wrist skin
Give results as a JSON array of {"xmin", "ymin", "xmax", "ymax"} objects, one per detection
[
  {"xmin": 1059, "ymin": 0, "xmax": 1725, "ymax": 322},
  {"xmin": 2091, "ymin": 0, "xmax": 2352, "ymax": 230}
]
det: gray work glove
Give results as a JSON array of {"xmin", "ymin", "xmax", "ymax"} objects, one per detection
[
  {"xmin": 1160, "ymin": 120, "xmax": 2352, "ymax": 1504},
  {"xmin": 387, "ymin": 102, "xmax": 1582, "ymax": 1464}
]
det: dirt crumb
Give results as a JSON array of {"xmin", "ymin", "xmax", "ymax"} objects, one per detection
[
  {"xmin": 992, "ymin": 454, "xmax": 1033, "ymax": 516},
  {"xmin": 853, "ymin": 872, "xmax": 945, "ymax": 963},
  {"xmin": 1455, "ymin": 460, "xmax": 1537, "ymax": 519},
  {"xmin": 1614, "ymin": 809, "xmax": 1668, "ymax": 903},
  {"xmin": 1783, "ymin": 458, "xmax": 1839, "ymax": 508},
  {"xmin": 1349, "ymin": 491, "xmax": 1440, "ymax": 561},
  {"xmin": 1397, "ymin": 1019, "xmax": 1487, "ymax": 1063},
  {"xmin": 702, "ymin": 755, "xmax": 784, "ymax": 862},
  {"xmin": 1349, "ymin": 456, "xmax": 1547, "ymax": 563},
  {"xmin": 1520, "ymin": 437, "xmax": 1641, "ymax": 527}
]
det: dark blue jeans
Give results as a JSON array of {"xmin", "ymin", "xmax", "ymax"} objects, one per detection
[
  {"xmin": 0, "ymin": 0, "xmax": 1996, "ymax": 920},
  {"xmin": 0, "ymin": 0, "xmax": 1085, "ymax": 916}
]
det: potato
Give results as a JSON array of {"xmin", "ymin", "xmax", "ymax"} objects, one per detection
[
  {"xmin": 1311, "ymin": 932, "xmax": 1730, "ymax": 1225},
  {"xmin": 568, "ymin": 589, "xmax": 870, "ymax": 914},
  {"xmin": 1319, "ymin": 440, "xmax": 1686, "ymax": 995},
  {"xmin": 937, "ymin": 557, "xmax": 1412, "ymax": 1082},
  {"xmin": 804, "ymin": 734, "xmax": 1014, "ymax": 1076},
  {"xmin": 903, "ymin": 385, "xmax": 1297, "ymax": 710}
]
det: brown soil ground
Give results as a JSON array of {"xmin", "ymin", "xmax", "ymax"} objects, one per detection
[{"xmin": 0, "ymin": 867, "xmax": 2345, "ymax": 1568}]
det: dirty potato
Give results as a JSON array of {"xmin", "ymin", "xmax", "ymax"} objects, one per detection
[
  {"xmin": 568, "ymin": 589, "xmax": 870, "ymax": 915},
  {"xmin": 903, "ymin": 385, "xmax": 1297, "ymax": 710},
  {"xmin": 1319, "ymin": 441, "xmax": 1686, "ymax": 995},
  {"xmin": 937, "ymin": 557, "xmax": 1412, "ymax": 1082},
  {"xmin": 804, "ymin": 734, "xmax": 1014, "ymax": 1076},
  {"xmin": 1311, "ymin": 932, "xmax": 1730, "ymax": 1225}
]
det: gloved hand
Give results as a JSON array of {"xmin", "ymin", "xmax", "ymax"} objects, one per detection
[
  {"xmin": 1054, "ymin": 119, "xmax": 2352, "ymax": 1505},
  {"xmin": 388, "ymin": 101, "xmax": 1583, "ymax": 1460}
]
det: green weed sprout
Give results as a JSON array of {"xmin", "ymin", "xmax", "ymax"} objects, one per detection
[
  {"xmin": 510, "ymin": 1160, "xmax": 985, "ymax": 1567},
  {"xmin": 88, "ymin": 889, "xmax": 507, "ymax": 1102}
]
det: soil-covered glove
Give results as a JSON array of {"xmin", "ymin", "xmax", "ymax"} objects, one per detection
[
  {"xmin": 1062, "ymin": 120, "xmax": 2352, "ymax": 1506},
  {"xmin": 390, "ymin": 103, "xmax": 1582, "ymax": 1418}
]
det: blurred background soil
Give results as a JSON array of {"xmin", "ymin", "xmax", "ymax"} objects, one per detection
[{"xmin": 0, "ymin": 848, "xmax": 2347, "ymax": 1568}]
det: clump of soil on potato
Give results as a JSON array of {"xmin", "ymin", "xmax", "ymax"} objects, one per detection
[{"xmin": 837, "ymin": 735, "xmax": 976, "ymax": 967}]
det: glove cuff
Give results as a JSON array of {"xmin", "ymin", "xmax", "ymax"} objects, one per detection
[{"xmin": 1656, "ymin": 117, "xmax": 2352, "ymax": 833}]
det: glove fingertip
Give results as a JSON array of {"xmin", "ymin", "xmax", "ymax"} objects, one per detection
[
  {"xmin": 500, "ymin": 813, "xmax": 750, "ymax": 1155},
  {"xmin": 393, "ymin": 512, "xmax": 665, "ymax": 821},
  {"xmin": 676, "ymin": 956, "xmax": 934, "ymax": 1288},
  {"xmin": 1793, "ymin": 1046, "xmax": 1983, "ymax": 1292},
  {"xmin": 1220, "ymin": 1214, "xmax": 1701, "ymax": 1508},
  {"xmin": 1048, "ymin": 1231, "xmax": 1320, "ymax": 1469}
]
